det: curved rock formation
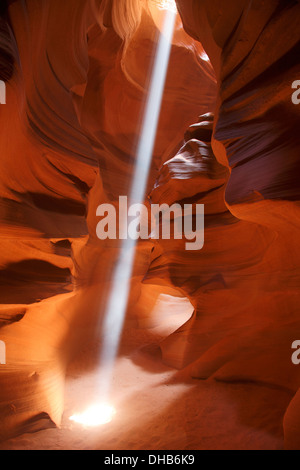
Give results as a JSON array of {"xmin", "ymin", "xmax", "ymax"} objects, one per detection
[
  {"xmin": 166, "ymin": 0, "xmax": 300, "ymax": 449},
  {"xmin": 0, "ymin": 0, "xmax": 299, "ymax": 450},
  {"xmin": 0, "ymin": 0, "xmax": 216, "ymax": 442}
]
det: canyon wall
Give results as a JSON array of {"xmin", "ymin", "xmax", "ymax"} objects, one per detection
[
  {"xmin": 0, "ymin": 0, "xmax": 299, "ymax": 449},
  {"xmin": 0, "ymin": 0, "xmax": 216, "ymax": 441}
]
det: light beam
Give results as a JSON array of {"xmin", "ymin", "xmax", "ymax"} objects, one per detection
[
  {"xmin": 70, "ymin": 6, "xmax": 176, "ymax": 426},
  {"xmin": 98, "ymin": 6, "xmax": 176, "ymax": 401}
]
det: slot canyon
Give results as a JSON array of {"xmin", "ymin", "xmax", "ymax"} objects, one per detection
[{"xmin": 0, "ymin": 0, "xmax": 299, "ymax": 451}]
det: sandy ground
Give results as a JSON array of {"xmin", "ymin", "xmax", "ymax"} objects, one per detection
[{"xmin": 0, "ymin": 296, "xmax": 291, "ymax": 450}]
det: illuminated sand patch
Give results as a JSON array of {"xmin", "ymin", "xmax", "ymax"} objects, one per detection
[{"xmin": 69, "ymin": 403, "xmax": 116, "ymax": 427}]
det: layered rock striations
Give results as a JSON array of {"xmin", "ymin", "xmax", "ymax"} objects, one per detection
[
  {"xmin": 162, "ymin": 0, "xmax": 300, "ymax": 449},
  {"xmin": 0, "ymin": 0, "xmax": 216, "ymax": 441},
  {"xmin": 0, "ymin": 0, "xmax": 299, "ymax": 449}
]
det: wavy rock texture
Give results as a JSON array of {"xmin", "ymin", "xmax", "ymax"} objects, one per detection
[
  {"xmin": 0, "ymin": 0, "xmax": 299, "ymax": 449},
  {"xmin": 163, "ymin": 0, "xmax": 300, "ymax": 449},
  {"xmin": 0, "ymin": 0, "xmax": 216, "ymax": 442}
]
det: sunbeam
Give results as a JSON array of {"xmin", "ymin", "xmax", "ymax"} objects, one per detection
[{"xmin": 70, "ymin": 5, "xmax": 177, "ymax": 427}]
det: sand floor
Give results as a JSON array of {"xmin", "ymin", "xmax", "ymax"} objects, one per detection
[{"xmin": 0, "ymin": 318, "xmax": 291, "ymax": 450}]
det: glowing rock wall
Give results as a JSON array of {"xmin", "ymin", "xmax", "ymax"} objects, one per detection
[
  {"xmin": 0, "ymin": 0, "xmax": 299, "ymax": 449},
  {"xmin": 0, "ymin": 0, "xmax": 216, "ymax": 440}
]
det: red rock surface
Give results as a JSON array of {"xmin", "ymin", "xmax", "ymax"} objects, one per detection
[
  {"xmin": 0, "ymin": 0, "xmax": 299, "ymax": 450},
  {"xmin": 174, "ymin": 0, "xmax": 300, "ymax": 450}
]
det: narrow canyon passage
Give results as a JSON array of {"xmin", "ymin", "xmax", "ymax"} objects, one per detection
[
  {"xmin": 0, "ymin": 293, "xmax": 291, "ymax": 450},
  {"xmin": 0, "ymin": 0, "xmax": 299, "ymax": 451}
]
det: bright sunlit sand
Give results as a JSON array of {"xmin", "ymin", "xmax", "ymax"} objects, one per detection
[{"xmin": 69, "ymin": 403, "xmax": 116, "ymax": 427}]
